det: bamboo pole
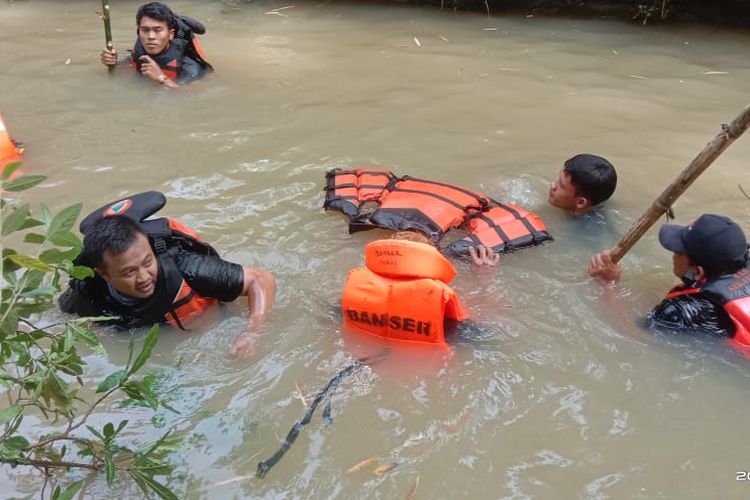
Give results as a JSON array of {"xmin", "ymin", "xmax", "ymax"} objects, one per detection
[
  {"xmin": 102, "ymin": 0, "xmax": 114, "ymax": 73},
  {"xmin": 609, "ymin": 103, "xmax": 750, "ymax": 264}
]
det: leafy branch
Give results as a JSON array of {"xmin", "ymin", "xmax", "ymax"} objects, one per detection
[{"xmin": 1, "ymin": 162, "xmax": 180, "ymax": 499}]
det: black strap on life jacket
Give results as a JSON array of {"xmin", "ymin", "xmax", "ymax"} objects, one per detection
[{"xmin": 255, "ymin": 349, "xmax": 391, "ymax": 479}]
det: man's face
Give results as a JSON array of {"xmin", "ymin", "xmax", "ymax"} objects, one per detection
[
  {"xmin": 138, "ymin": 16, "xmax": 174, "ymax": 55},
  {"xmin": 96, "ymin": 233, "xmax": 159, "ymax": 299},
  {"xmin": 548, "ymin": 170, "xmax": 589, "ymax": 213},
  {"xmin": 672, "ymin": 252, "xmax": 694, "ymax": 279}
]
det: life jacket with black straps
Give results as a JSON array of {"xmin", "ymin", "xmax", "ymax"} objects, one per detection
[
  {"xmin": 342, "ymin": 239, "xmax": 469, "ymax": 346},
  {"xmin": 664, "ymin": 262, "xmax": 750, "ymax": 358},
  {"xmin": 324, "ymin": 167, "xmax": 552, "ymax": 256},
  {"xmin": 71, "ymin": 191, "xmax": 218, "ymax": 331},
  {"xmin": 131, "ymin": 15, "xmax": 213, "ymax": 80}
]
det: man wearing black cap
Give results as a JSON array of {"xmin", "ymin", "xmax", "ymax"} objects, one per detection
[{"xmin": 588, "ymin": 214, "xmax": 750, "ymax": 353}]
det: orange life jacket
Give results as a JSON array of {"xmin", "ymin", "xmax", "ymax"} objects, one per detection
[
  {"xmin": 664, "ymin": 264, "xmax": 750, "ymax": 358},
  {"xmin": 324, "ymin": 167, "xmax": 552, "ymax": 254},
  {"xmin": 371, "ymin": 176, "xmax": 492, "ymax": 242},
  {"xmin": 324, "ymin": 168, "xmax": 395, "ymax": 218},
  {"xmin": 452, "ymin": 204, "xmax": 550, "ymax": 254},
  {"xmin": 0, "ymin": 112, "xmax": 24, "ymax": 180},
  {"xmin": 342, "ymin": 239, "xmax": 469, "ymax": 346}
]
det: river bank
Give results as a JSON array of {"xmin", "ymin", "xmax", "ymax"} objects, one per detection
[{"xmin": 227, "ymin": 0, "xmax": 750, "ymax": 28}]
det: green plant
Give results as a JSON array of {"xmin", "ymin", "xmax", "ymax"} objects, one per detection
[{"xmin": 1, "ymin": 162, "xmax": 179, "ymax": 499}]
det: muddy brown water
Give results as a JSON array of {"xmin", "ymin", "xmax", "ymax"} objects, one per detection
[{"xmin": 2, "ymin": 0, "xmax": 750, "ymax": 498}]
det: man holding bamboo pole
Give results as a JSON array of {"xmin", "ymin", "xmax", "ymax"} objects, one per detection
[
  {"xmin": 588, "ymin": 214, "xmax": 750, "ymax": 358},
  {"xmin": 584, "ymin": 104, "xmax": 750, "ymax": 356},
  {"xmin": 100, "ymin": 2, "xmax": 212, "ymax": 87}
]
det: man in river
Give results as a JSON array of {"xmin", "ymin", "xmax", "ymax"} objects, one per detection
[
  {"xmin": 58, "ymin": 192, "xmax": 275, "ymax": 358},
  {"xmin": 100, "ymin": 2, "xmax": 212, "ymax": 88},
  {"xmin": 469, "ymin": 153, "xmax": 618, "ymax": 266},
  {"xmin": 587, "ymin": 214, "xmax": 750, "ymax": 356},
  {"xmin": 547, "ymin": 153, "xmax": 618, "ymax": 216}
]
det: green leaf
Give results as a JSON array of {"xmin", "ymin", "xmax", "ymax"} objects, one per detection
[
  {"xmin": 96, "ymin": 370, "xmax": 127, "ymax": 393},
  {"xmin": 41, "ymin": 374, "xmax": 71, "ymax": 409},
  {"xmin": 67, "ymin": 265, "xmax": 93, "ymax": 280},
  {"xmin": 104, "ymin": 422, "xmax": 115, "ymax": 439},
  {"xmin": 48, "ymin": 204, "xmax": 82, "ymax": 243},
  {"xmin": 1, "ymin": 203, "xmax": 30, "ymax": 236},
  {"xmin": 40, "ymin": 204, "xmax": 53, "ymax": 227},
  {"xmin": 116, "ymin": 419, "xmax": 129, "ymax": 433},
  {"xmin": 137, "ymin": 381, "xmax": 158, "ymax": 409},
  {"xmin": 5, "ymin": 435, "xmax": 30, "ymax": 449},
  {"xmin": 0, "ymin": 405, "xmax": 21, "ymax": 425},
  {"xmin": 121, "ymin": 381, "xmax": 143, "ymax": 402},
  {"xmin": 2, "ymin": 175, "xmax": 46, "ymax": 192},
  {"xmin": 39, "ymin": 248, "xmax": 79, "ymax": 265},
  {"xmin": 7, "ymin": 254, "xmax": 53, "ymax": 272},
  {"xmin": 19, "ymin": 217, "xmax": 44, "ymax": 230},
  {"xmin": 16, "ymin": 351, "xmax": 31, "ymax": 367},
  {"xmin": 68, "ymin": 323, "xmax": 105, "ymax": 355},
  {"xmin": 129, "ymin": 471, "xmax": 178, "ymax": 500},
  {"xmin": 104, "ymin": 447, "xmax": 115, "ymax": 485},
  {"xmin": 20, "ymin": 269, "xmax": 45, "ymax": 292},
  {"xmin": 50, "ymin": 230, "xmax": 81, "ymax": 249},
  {"xmin": 56, "ymin": 480, "xmax": 83, "ymax": 500},
  {"xmin": 1, "ymin": 161, "xmax": 23, "ymax": 181},
  {"xmin": 128, "ymin": 325, "xmax": 160, "ymax": 376},
  {"xmin": 0, "ymin": 309, "xmax": 18, "ymax": 337},
  {"xmin": 22, "ymin": 232, "xmax": 46, "ymax": 244},
  {"xmin": 51, "ymin": 485, "xmax": 61, "ymax": 500},
  {"xmin": 86, "ymin": 425, "xmax": 104, "ymax": 440},
  {"xmin": 130, "ymin": 471, "xmax": 151, "ymax": 497},
  {"xmin": 20, "ymin": 285, "xmax": 56, "ymax": 298}
]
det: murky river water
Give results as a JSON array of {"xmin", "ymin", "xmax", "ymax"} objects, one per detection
[{"xmin": 2, "ymin": 0, "xmax": 750, "ymax": 498}]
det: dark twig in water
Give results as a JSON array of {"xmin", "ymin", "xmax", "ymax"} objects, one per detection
[{"xmin": 255, "ymin": 349, "xmax": 389, "ymax": 479}]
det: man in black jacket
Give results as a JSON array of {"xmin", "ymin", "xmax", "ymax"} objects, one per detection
[{"xmin": 59, "ymin": 195, "xmax": 274, "ymax": 358}]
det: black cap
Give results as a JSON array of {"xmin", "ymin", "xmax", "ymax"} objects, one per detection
[{"xmin": 658, "ymin": 214, "xmax": 748, "ymax": 274}]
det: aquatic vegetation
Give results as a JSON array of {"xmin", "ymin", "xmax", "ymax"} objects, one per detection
[{"xmin": 0, "ymin": 162, "xmax": 179, "ymax": 499}]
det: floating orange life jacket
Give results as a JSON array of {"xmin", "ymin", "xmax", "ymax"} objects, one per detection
[
  {"xmin": 324, "ymin": 167, "xmax": 552, "ymax": 255},
  {"xmin": 451, "ymin": 204, "xmax": 551, "ymax": 255},
  {"xmin": 342, "ymin": 239, "xmax": 469, "ymax": 346},
  {"xmin": 0, "ymin": 112, "xmax": 24, "ymax": 180},
  {"xmin": 324, "ymin": 168, "xmax": 395, "ymax": 218},
  {"xmin": 371, "ymin": 176, "xmax": 492, "ymax": 242},
  {"xmin": 664, "ymin": 264, "xmax": 750, "ymax": 359}
]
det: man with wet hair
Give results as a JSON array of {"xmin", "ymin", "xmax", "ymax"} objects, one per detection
[
  {"xmin": 100, "ymin": 2, "xmax": 212, "ymax": 87},
  {"xmin": 588, "ymin": 214, "xmax": 750, "ymax": 354},
  {"xmin": 59, "ymin": 214, "xmax": 275, "ymax": 358},
  {"xmin": 548, "ymin": 153, "xmax": 618, "ymax": 215}
]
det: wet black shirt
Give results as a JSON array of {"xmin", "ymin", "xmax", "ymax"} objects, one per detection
[
  {"xmin": 644, "ymin": 290, "xmax": 734, "ymax": 337},
  {"xmin": 173, "ymin": 251, "xmax": 243, "ymax": 301}
]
